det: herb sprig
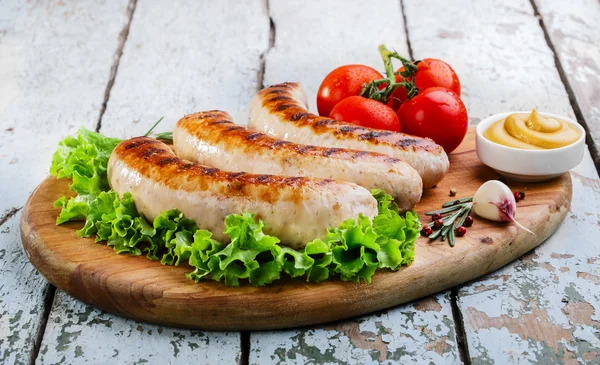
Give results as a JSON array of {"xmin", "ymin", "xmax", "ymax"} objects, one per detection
[{"xmin": 422, "ymin": 197, "xmax": 473, "ymax": 247}]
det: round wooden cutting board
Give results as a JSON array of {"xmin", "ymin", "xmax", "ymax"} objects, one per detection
[{"xmin": 20, "ymin": 129, "xmax": 572, "ymax": 330}]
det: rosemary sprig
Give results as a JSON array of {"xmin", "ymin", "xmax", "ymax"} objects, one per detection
[
  {"xmin": 442, "ymin": 196, "xmax": 473, "ymax": 208},
  {"xmin": 421, "ymin": 198, "xmax": 473, "ymax": 247},
  {"xmin": 425, "ymin": 204, "xmax": 463, "ymax": 216}
]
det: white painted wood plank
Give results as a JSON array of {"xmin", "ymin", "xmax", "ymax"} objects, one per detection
[
  {"xmin": 0, "ymin": 0, "xmax": 130, "ymax": 216},
  {"xmin": 0, "ymin": 1, "xmax": 130, "ymax": 363},
  {"xmin": 99, "ymin": 0, "xmax": 270, "ymax": 136},
  {"xmin": 534, "ymin": 0, "xmax": 600, "ymax": 163},
  {"xmin": 250, "ymin": 293, "xmax": 460, "ymax": 364},
  {"xmin": 404, "ymin": 0, "xmax": 600, "ymax": 362},
  {"xmin": 253, "ymin": 1, "xmax": 461, "ymax": 363},
  {"xmin": 406, "ymin": 0, "xmax": 574, "ymax": 124},
  {"xmin": 37, "ymin": 1, "xmax": 269, "ymax": 363},
  {"xmin": 37, "ymin": 291, "xmax": 241, "ymax": 365},
  {"xmin": 0, "ymin": 213, "xmax": 50, "ymax": 365}
]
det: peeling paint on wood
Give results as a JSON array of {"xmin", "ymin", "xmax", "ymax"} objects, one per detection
[
  {"xmin": 99, "ymin": 0, "xmax": 270, "ymax": 137},
  {"xmin": 0, "ymin": 215, "xmax": 49, "ymax": 365},
  {"xmin": 534, "ymin": 0, "xmax": 600, "ymax": 163},
  {"xmin": 402, "ymin": 0, "xmax": 600, "ymax": 362},
  {"xmin": 250, "ymin": 293, "xmax": 460, "ymax": 364},
  {"xmin": 0, "ymin": 0, "xmax": 131, "ymax": 216},
  {"xmin": 404, "ymin": 0, "xmax": 575, "ymax": 124},
  {"xmin": 36, "ymin": 291, "xmax": 241, "ymax": 364},
  {"xmin": 0, "ymin": 1, "xmax": 130, "ymax": 363}
]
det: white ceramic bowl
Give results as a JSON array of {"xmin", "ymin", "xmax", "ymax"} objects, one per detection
[{"xmin": 476, "ymin": 111, "xmax": 586, "ymax": 182}]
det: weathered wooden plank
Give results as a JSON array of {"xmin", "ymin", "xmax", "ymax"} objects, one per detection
[
  {"xmin": 0, "ymin": 1, "xmax": 130, "ymax": 363},
  {"xmin": 251, "ymin": 0, "xmax": 461, "ymax": 362},
  {"xmin": 37, "ymin": 0, "xmax": 269, "ymax": 363},
  {"xmin": 99, "ymin": 0, "xmax": 270, "ymax": 136},
  {"xmin": 534, "ymin": 0, "xmax": 600, "ymax": 166},
  {"xmin": 0, "ymin": 0, "xmax": 130, "ymax": 217},
  {"xmin": 37, "ymin": 291, "xmax": 241, "ymax": 364},
  {"xmin": 404, "ymin": 0, "xmax": 600, "ymax": 362},
  {"xmin": 405, "ymin": 0, "xmax": 574, "ymax": 123},
  {"xmin": 250, "ymin": 293, "xmax": 460, "ymax": 364},
  {"xmin": 0, "ymin": 213, "xmax": 50, "ymax": 365}
]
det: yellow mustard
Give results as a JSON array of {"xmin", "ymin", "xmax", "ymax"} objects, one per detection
[{"xmin": 484, "ymin": 109, "xmax": 580, "ymax": 149}]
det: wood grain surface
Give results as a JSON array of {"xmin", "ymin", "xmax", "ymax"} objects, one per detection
[
  {"xmin": 0, "ymin": 1, "xmax": 130, "ymax": 363},
  {"xmin": 20, "ymin": 129, "xmax": 572, "ymax": 331},
  {"xmin": 535, "ymin": 0, "xmax": 600, "ymax": 168}
]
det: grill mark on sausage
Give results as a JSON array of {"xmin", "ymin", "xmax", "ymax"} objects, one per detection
[
  {"xmin": 283, "ymin": 176, "xmax": 303, "ymax": 184},
  {"xmin": 272, "ymin": 140, "xmax": 291, "ymax": 147},
  {"xmin": 358, "ymin": 131, "xmax": 381, "ymax": 140},
  {"xmin": 352, "ymin": 151, "xmax": 370, "ymax": 159},
  {"xmin": 314, "ymin": 119, "xmax": 334, "ymax": 127},
  {"xmin": 125, "ymin": 138, "xmax": 154, "ymax": 150},
  {"xmin": 209, "ymin": 119, "xmax": 232, "ymax": 125},
  {"xmin": 275, "ymin": 104, "xmax": 295, "ymax": 111},
  {"xmin": 290, "ymin": 112, "xmax": 308, "ymax": 121},
  {"xmin": 316, "ymin": 179, "xmax": 335, "ymax": 185},
  {"xmin": 201, "ymin": 167, "xmax": 219, "ymax": 175},
  {"xmin": 395, "ymin": 138, "xmax": 418, "ymax": 147},
  {"xmin": 268, "ymin": 89, "xmax": 284, "ymax": 95},
  {"xmin": 227, "ymin": 171, "xmax": 247, "ymax": 178},
  {"xmin": 296, "ymin": 145, "xmax": 314, "ymax": 154},
  {"xmin": 180, "ymin": 163, "xmax": 195, "ymax": 169},
  {"xmin": 245, "ymin": 132, "xmax": 262, "ymax": 141},
  {"xmin": 142, "ymin": 147, "xmax": 167, "ymax": 158},
  {"xmin": 225, "ymin": 125, "xmax": 243, "ymax": 132},
  {"xmin": 269, "ymin": 95, "xmax": 292, "ymax": 102},
  {"xmin": 339, "ymin": 125, "xmax": 362, "ymax": 133},
  {"xmin": 158, "ymin": 157, "xmax": 178, "ymax": 166},
  {"xmin": 323, "ymin": 148, "xmax": 340, "ymax": 157}
]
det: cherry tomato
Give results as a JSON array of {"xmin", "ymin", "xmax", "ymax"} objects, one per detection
[
  {"xmin": 389, "ymin": 58, "xmax": 461, "ymax": 110},
  {"xmin": 397, "ymin": 87, "xmax": 467, "ymax": 153},
  {"xmin": 330, "ymin": 96, "xmax": 401, "ymax": 132},
  {"xmin": 317, "ymin": 65, "xmax": 383, "ymax": 117}
]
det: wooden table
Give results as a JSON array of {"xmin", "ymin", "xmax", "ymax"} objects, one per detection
[{"xmin": 1, "ymin": 0, "xmax": 598, "ymax": 363}]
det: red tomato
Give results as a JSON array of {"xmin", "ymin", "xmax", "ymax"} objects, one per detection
[
  {"xmin": 397, "ymin": 87, "xmax": 467, "ymax": 153},
  {"xmin": 317, "ymin": 65, "xmax": 383, "ymax": 117},
  {"xmin": 330, "ymin": 96, "xmax": 401, "ymax": 132},
  {"xmin": 389, "ymin": 58, "xmax": 461, "ymax": 110}
]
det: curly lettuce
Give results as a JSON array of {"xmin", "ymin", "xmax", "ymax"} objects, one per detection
[{"xmin": 50, "ymin": 128, "xmax": 421, "ymax": 287}]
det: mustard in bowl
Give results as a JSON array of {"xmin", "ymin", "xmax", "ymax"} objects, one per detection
[
  {"xmin": 476, "ymin": 110, "xmax": 586, "ymax": 182},
  {"xmin": 484, "ymin": 109, "xmax": 581, "ymax": 150}
]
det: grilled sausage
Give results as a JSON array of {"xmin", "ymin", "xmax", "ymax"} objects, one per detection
[
  {"xmin": 107, "ymin": 137, "xmax": 378, "ymax": 249},
  {"xmin": 247, "ymin": 82, "xmax": 450, "ymax": 188},
  {"xmin": 173, "ymin": 111, "xmax": 422, "ymax": 212}
]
